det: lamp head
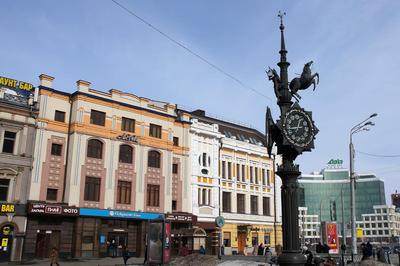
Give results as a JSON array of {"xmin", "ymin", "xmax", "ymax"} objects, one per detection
[{"xmin": 370, "ymin": 113, "xmax": 378, "ymax": 118}]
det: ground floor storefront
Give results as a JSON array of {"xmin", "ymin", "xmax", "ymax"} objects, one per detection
[
  {"xmin": 195, "ymin": 221, "xmax": 219, "ymax": 255},
  {"xmin": 22, "ymin": 203, "xmax": 164, "ymax": 261},
  {"xmin": 221, "ymin": 223, "xmax": 282, "ymax": 255},
  {"xmin": 0, "ymin": 203, "xmax": 26, "ymax": 262}
]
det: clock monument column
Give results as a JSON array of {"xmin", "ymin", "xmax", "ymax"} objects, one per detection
[{"xmin": 266, "ymin": 12, "xmax": 319, "ymax": 266}]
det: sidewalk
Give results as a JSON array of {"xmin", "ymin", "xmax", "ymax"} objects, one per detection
[{"xmin": 0, "ymin": 257, "xmax": 145, "ymax": 266}]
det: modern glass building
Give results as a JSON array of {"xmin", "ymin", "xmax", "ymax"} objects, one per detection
[{"xmin": 299, "ymin": 167, "xmax": 386, "ymax": 225}]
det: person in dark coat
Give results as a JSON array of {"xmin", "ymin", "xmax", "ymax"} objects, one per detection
[
  {"xmin": 199, "ymin": 245, "xmax": 206, "ymax": 255},
  {"xmin": 316, "ymin": 242, "xmax": 323, "ymax": 253},
  {"xmin": 323, "ymin": 243, "xmax": 330, "ymax": 253},
  {"xmin": 257, "ymin": 243, "xmax": 264, "ymax": 255},
  {"xmin": 122, "ymin": 244, "xmax": 130, "ymax": 265}
]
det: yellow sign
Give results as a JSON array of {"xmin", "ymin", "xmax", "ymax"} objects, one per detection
[
  {"xmin": 0, "ymin": 204, "xmax": 15, "ymax": 213},
  {"xmin": 0, "ymin": 76, "xmax": 34, "ymax": 92},
  {"xmin": 1, "ymin": 238, "xmax": 8, "ymax": 247},
  {"xmin": 356, "ymin": 228, "xmax": 363, "ymax": 238}
]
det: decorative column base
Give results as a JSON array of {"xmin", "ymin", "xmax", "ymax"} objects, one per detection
[{"xmin": 278, "ymin": 251, "xmax": 307, "ymax": 266}]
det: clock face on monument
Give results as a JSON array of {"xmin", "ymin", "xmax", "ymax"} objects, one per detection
[{"xmin": 282, "ymin": 108, "xmax": 314, "ymax": 148}]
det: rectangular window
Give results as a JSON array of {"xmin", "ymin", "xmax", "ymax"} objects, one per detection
[
  {"xmin": 90, "ymin": 110, "xmax": 106, "ymax": 126},
  {"xmin": 262, "ymin": 169, "xmax": 266, "ymax": 185},
  {"xmin": 84, "ymin": 176, "xmax": 101, "ymax": 201},
  {"xmin": 121, "ymin": 117, "xmax": 135, "ymax": 132},
  {"xmin": 237, "ymin": 193, "xmax": 245, "ymax": 214},
  {"xmin": 0, "ymin": 179, "xmax": 10, "ymax": 201},
  {"xmin": 172, "ymin": 200, "xmax": 177, "ymax": 211},
  {"xmin": 267, "ymin": 170, "xmax": 271, "ymax": 186},
  {"xmin": 255, "ymin": 167, "xmax": 258, "ymax": 184},
  {"xmin": 117, "ymin": 181, "xmax": 131, "ymax": 204},
  {"xmin": 222, "ymin": 192, "xmax": 231, "ymax": 212},
  {"xmin": 2, "ymin": 131, "xmax": 16, "ymax": 153},
  {"xmin": 250, "ymin": 166, "xmax": 254, "ymax": 183},
  {"xmin": 251, "ymin": 195, "xmax": 258, "ymax": 215},
  {"xmin": 222, "ymin": 161, "xmax": 226, "ymax": 179},
  {"xmin": 264, "ymin": 235, "xmax": 270, "ymax": 245},
  {"xmin": 227, "ymin": 162, "xmax": 232, "ymax": 179},
  {"xmin": 149, "ymin": 124, "xmax": 161, "ymax": 138},
  {"xmin": 198, "ymin": 188, "xmax": 201, "ymax": 205},
  {"xmin": 263, "ymin": 197, "xmax": 271, "ymax": 216},
  {"xmin": 236, "ymin": 164, "xmax": 240, "ymax": 181},
  {"xmin": 54, "ymin": 110, "xmax": 66, "ymax": 122},
  {"xmin": 173, "ymin": 137, "xmax": 179, "ymax": 146},
  {"xmin": 172, "ymin": 163, "xmax": 178, "ymax": 174},
  {"xmin": 51, "ymin": 143, "xmax": 62, "ymax": 156},
  {"xmin": 242, "ymin": 165, "xmax": 246, "ymax": 182},
  {"xmin": 223, "ymin": 232, "xmax": 231, "ymax": 247},
  {"xmin": 147, "ymin": 184, "xmax": 160, "ymax": 207},
  {"xmin": 46, "ymin": 188, "xmax": 58, "ymax": 201}
]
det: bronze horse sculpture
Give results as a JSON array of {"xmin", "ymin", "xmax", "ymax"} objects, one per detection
[{"xmin": 289, "ymin": 61, "xmax": 319, "ymax": 101}]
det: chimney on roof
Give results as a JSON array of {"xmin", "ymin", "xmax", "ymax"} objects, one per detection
[
  {"xmin": 192, "ymin": 109, "xmax": 205, "ymax": 117},
  {"xmin": 77, "ymin": 80, "xmax": 91, "ymax": 92},
  {"xmin": 39, "ymin": 74, "xmax": 55, "ymax": 88}
]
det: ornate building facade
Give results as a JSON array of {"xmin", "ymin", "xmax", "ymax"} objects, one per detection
[
  {"xmin": 0, "ymin": 76, "xmax": 38, "ymax": 262},
  {"xmin": 189, "ymin": 110, "xmax": 282, "ymax": 255},
  {"xmin": 26, "ymin": 74, "xmax": 191, "ymax": 259}
]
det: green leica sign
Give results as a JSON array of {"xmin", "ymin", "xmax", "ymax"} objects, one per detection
[{"xmin": 328, "ymin": 159, "xmax": 343, "ymax": 165}]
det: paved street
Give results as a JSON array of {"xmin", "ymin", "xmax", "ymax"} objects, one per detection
[{"xmin": 0, "ymin": 253, "xmax": 399, "ymax": 266}]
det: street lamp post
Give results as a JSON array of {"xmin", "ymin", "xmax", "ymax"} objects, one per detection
[{"xmin": 349, "ymin": 113, "xmax": 377, "ymax": 255}]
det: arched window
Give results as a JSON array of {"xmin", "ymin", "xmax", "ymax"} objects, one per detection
[
  {"xmin": 87, "ymin": 139, "xmax": 103, "ymax": 159},
  {"xmin": 119, "ymin": 145, "xmax": 133, "ymax": 164},
  {"xmin": 148, "ymin": 151, "xmax": 161, "ymax": 168}
]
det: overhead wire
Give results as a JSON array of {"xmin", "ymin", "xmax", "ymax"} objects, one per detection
[
  {"xmin": 356, "ymin": 150, "xmax": 400, "ymax": 158},
  {"xmin": 111, "ymin": 0, "xmax": 273, "ymax": 102}
]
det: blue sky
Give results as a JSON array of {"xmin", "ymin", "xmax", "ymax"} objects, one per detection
[{"xmin": 1, "ymin": 0, "xmax": 399, "ymax": 203}]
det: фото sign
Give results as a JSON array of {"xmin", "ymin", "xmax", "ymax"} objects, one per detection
[
  {"xmin": 0, "ymin": 75, "xmax": 34, "ymax": 97},
  {"xmin": 28, "ymin": 203, "xmax": 79, "ymax": 216}
]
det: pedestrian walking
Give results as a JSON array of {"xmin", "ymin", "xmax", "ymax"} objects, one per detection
[
  {"xmin": 122, "ymin": 244, "xmax": 130, "ymax": 265},
  {"xmin": 50, "ymin": 246, "xmax": 60, "ymax": 266},
  {"xmin": 257, "ymin": 243, "xmax": 264, "ymax": 255},
  {"xmin": 264, "ymin": 246, "xmax": 272, "ymax": 265}
]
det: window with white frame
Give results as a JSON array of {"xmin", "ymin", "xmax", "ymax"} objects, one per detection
[{"xmin": 198, "ymin": 187, "xmax": 212, "ymax": 206}]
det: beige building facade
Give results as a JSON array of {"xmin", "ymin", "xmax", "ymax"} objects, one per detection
[{"xmin": 25, "ymin": 74, "xmax": 191, "ymax": 259}]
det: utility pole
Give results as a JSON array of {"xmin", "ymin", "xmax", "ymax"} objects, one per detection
[{"xmin": 349, "ymin": 113, "xmax": 377, "ymax": 255}]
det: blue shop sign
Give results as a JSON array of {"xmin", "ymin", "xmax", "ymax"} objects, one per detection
[{"xmin": 79, "ymin": 208, "xmax": 164, "ymax": 220}]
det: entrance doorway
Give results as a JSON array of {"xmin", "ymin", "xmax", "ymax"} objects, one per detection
[
  {"xmin": 35, "ymin": 230, "xmax": 60, "ymax": 258},
  {"xmin": 107, "ymin": 232, "xmax": 127, "ymax": 257},
  {"xmin": 237, "ymin": 232, "xmax": 246, "ymax": 255},
  {"xmin": 0, "ymin": 224, "xmax": 14, "ymax": 262}
]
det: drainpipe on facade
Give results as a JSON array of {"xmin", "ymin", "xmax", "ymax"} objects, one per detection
[
  {"xmin": 62, "ymin": 97, "xmax": 73, "ymax": 203},
  {"xmin": 273, "ymin": 155, "xmax": 276, "ymax": 246},
  {"xmin": 217, "ymin": 142, "xmax": 222, "ymax": 259}
]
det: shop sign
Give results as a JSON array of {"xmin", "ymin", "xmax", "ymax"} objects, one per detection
[
  {"xmin": 356, "ymin": 228, "xmax": 363, "ymax": 238},
  {"xmin": 28, "ymin": 203, "xmax": 79, "ymax": 216},
  {"xmin": 0, "ymin": 75, "xmax": 34, "ymax": 97},
  {"xmin": 79, "ymin": 208, "xmax": 164, "ymax": 220},
  {"xmin": 0, "ymin": 204, "xmax": 15, "ymax": 214},
  {"xmin": 321, "ymin": 222, "xmax": 339, "ymax": 254},
  {"xmin": 166, "ymin": 214, "xmax": 193, "ymax": 222},
  {"xmin": 1, "ymin": 238, "xmax": 8, "ymax": 247},
  {"xmin": 327, "ymin": 159, "xmax": 343, "ymax": 168},
  {"xmin": 116, "ymin": 133, "xmax": 138, "ymax": 143}
]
